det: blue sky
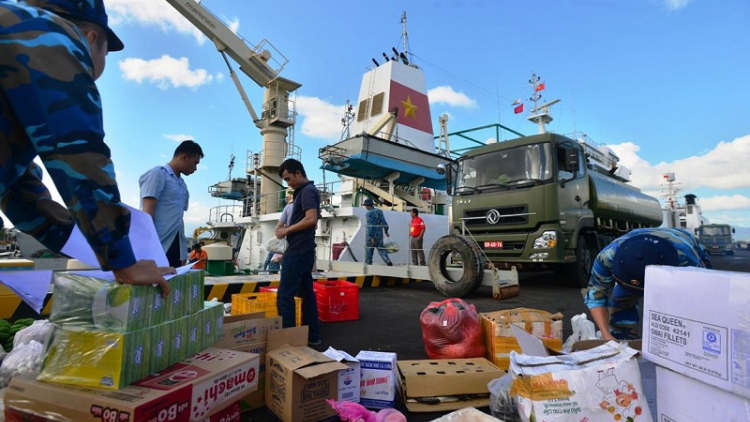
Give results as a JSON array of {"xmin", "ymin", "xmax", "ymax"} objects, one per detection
[{"xmin": 5, "ymin": 0, "xmax": 750, "ymax": 237}]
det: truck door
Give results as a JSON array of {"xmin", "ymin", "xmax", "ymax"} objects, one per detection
[{"xmin": 556, "ymin": 143, "xmax": 589, "ymax": 237}]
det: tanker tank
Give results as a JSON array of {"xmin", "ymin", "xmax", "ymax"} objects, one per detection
[{"xmin": 588, "ymin": 171, "xmax": 663, "ymax": 227}]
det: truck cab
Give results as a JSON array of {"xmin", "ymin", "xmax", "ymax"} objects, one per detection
[{"xmin": 697, "ymin": 224, "xmax": 735, "ymax": 255}]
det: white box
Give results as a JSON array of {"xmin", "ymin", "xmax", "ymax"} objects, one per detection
[
  {"xmin": 355, "ymin": 350, "xmax": 397, "ymax": 409},
  {"xmin": 656, "ymin": 366, "xmax": 750, "ymax": 421},
  {"xmin": 642, "ymin": 266, "xmax": 750, "ymax": 399},
  {"xmin": 323, "ymin": 347, "xmax": 360, "ymax": 403}
]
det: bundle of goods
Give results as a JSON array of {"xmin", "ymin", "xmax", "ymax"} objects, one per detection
[
  {"xmin": 420, "ymin": 298, "xmax": 485, "ymax": 359},
  {"xmin": 480, "ymin": 307, "xmax": 563, "ymax": 369}
]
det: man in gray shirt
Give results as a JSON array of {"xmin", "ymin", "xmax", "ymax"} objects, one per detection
[{"xmin": 140, "ymin": 140, "xmax": 203, "ymax": 267}]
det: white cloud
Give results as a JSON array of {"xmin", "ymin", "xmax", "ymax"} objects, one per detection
[
  {"xmin": 119, "ymin": 55, "xmax": 216, "ymax": 90},
  {"xmin": 611, "ymin": 135, "xmax": 750, "ymax": 192},
  {"xmin": 658, "ymin": 0, "xmax": 694, "ymax": 11},
  {"xmin": 184, "ymin": 201, "xmax": 212, "ymax": 227},
  {"xmin": 107, "ymin": 0, "xmax": 206, "ymax": 44},
  {"xmin": 164, "ymin": 134, "xmax": 195, "ymax": 142},
  {"xmin": 296, "ymin": 96, "xmax": 344, "ymax": 140},
  {"xmin": 428, "ymin": 86, "xmax": 477, "ymax": 108},
  {"xmin": 699, "ymin": 195, "xmax": 750, "ymax": 212}
]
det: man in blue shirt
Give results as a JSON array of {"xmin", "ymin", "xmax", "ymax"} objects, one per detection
[
  {"xmin": 140, "ymin": 140, "xmax": 203, "ymax": 268},
  {"xmin": 274, "ymin": 159, "xmax": 321, "ymax": 346},
  {"xmin": 0, "ymin": 0, "xmax": 171, "ymax": 294},
  {"xmin": 364, "ymin": 198, "xmax": 393, "ymax": 266},
  {"xmin": 585, "ymin": 227, "xmax": 712, "ymax": 340}
]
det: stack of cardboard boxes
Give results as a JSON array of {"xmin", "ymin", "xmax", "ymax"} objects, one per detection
[
  {"xmin": 642, "ymin": 266, "xmax": 750, "ymax": 421},
  {"xmin": 3, "ymin": 270, "xmax": 260, "ymax": 422}
]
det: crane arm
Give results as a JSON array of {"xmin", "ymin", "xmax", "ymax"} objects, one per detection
[{"xmin": 165, "ymin": 0, "xmax": 284, "ymax": 87}]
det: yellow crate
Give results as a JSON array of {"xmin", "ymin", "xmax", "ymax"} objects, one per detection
[{"xmin": 231, "ymin": 292, "xmax": 302, "ymax": 326}]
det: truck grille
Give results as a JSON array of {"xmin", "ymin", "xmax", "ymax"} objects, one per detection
[{"xmin": 462, "ymin": 205, "xmax": 529, "ymax": 227}]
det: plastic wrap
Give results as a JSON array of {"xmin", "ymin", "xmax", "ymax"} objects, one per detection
[
  {"xmin": 267, "ymin": 237, "xmax": 288, "ymax": 253},
  {"xmin": 0, "ymin": 340, "xmax": 44, "ymax": 388},
  {"xmin": 49, "ymin": 271, "xmax": 205, "ymax": 332},
  {"xmin": 420, "ymin": 298, "xmax": 486, "ymax": 359},
  {"xmin": 488, "ymin": 374, "xmax": 520, "ymax": 422},
  {"xmin": 12, "ymin": 320, "xmax": 54, "ymax": 350},
  {"xmin": 561, "ymin": 312, "xmax": 598, "ymax": 352}
]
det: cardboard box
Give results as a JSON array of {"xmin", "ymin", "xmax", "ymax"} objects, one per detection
[
  {"xmin": 642, "ymin": 266, "xmax": 750, "ymax": 399},
  {"xmin": 429, "ymin": 407, "xmax": 503, "ymax": 421},
  {"xmin": 656, "ymin": 365, "xmax": 750, "ymax": 422},
  {"xmin": 322, "ymin": 347, "xmax": 360, "ymax": 403},
  {"xmin": 356, "ymin": 350, "xmax": 398, "ymax": 409},
  {"xmin": 216, "ymin": 312, "xmax": 283, "ymax": 349},
  {"xmin": 397, "ymin": 358, "xmax": 504, "ymax": 412},
  {"xmin": 480, "ymin": 308, "xmax": 563, "ymax": 370},
  {"xmin": 4, "ymin": 347, "xmax": 259, "ymax": 422},
  {"xmin": 265, "ymin": 344, "xmax": 347, "ymax": 422}
]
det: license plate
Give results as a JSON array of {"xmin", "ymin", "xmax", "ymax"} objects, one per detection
[{"xmin": 484, "ymin": 241, "xmax": 503, "ymax": 249}]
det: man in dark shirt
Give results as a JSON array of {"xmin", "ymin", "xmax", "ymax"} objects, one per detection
[{"xmin": 274, "ymin": 159, "xmax": 321, "ymax": 346}]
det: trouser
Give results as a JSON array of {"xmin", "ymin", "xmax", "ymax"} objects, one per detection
[
  {"xmin": 609, "ymin": 284, "xmax": 642, "ymax": 340},
  {"xmin": 277, "ymin": 252, "xmax": 320, "ymax": 341},
  {"xmin": 410, "ymin": 236, "xmax": 425, "ymax": 265},
  {"xmin": 166, "ymin": 234, "xmax": 182, "ymax": 268},
  {"xmin": 365, "ymin": 237, "xmax": 391, "ymax": 265}
]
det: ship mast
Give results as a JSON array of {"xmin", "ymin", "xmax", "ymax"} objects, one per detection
[
  {"xmin": 526, "ymin": 72, "xmax": 560, "ymax": 134},
  {"xmin": 401, "ymin": 12, "xmax": 410, "ymax": 64}
]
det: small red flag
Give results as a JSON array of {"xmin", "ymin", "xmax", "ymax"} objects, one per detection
[
  {"xmin": 535, "ymin": 82, "xmax": 546, "ymax": 92},
  {"xmin": 513, "ymin": 103, "xmax": 524, "ymax": 114}
]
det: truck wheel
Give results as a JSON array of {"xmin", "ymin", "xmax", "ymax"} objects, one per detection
[
  {"xmin": 566, "ymin": 234, "xmax": 595, "ymax": 288},
  {"xmin": 428, "ymin": 235, "xmax": 484, "ymax": 297}
]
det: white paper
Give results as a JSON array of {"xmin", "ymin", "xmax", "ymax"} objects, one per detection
[
  {"xmin": 61, "ymin": 204, "xmax": 168, "ymax": 268},
  {"xmin": 511, "ymin": 324, "xmax": 551, "ymax": 357},
  {"xmin": 0, "ymin": 270, "xmax": 53, "ymax": 313}
]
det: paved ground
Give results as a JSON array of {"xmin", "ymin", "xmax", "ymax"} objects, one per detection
[{"xmin": 244, "ymin": 251, "xmax": 750, "ymax": 421}]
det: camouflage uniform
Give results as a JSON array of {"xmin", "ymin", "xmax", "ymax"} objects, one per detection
[
  {"xmin": 0, "ymin": 1, "xmax": 135, "ymax": 270},
  {"xmin": 585, "ymin": 227, "xmax": 713, "ymax": 339}
]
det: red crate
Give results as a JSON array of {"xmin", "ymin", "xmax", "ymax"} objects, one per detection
[
  {"xmin": 314, "ymin": 280, "xmax": 359, "ymax": 322},
  {"xmin": 259, "ymin": 286, "xmax": 278, "ymax": 293}
]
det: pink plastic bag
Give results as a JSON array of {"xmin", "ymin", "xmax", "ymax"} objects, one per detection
[{"xmin": 420, "ymin": 298, "xmax": 486, "ymax": 359}]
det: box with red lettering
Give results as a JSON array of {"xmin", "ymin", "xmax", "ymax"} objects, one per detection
[{"xmin": 3, "ymin": 348, "xmax": 259, "ymax": 422}]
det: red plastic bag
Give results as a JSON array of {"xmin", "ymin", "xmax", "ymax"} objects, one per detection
[{"xmin": 419, "ymin": 298, "xmax": 486, "ymax": 359}]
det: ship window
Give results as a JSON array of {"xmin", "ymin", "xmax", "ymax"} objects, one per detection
[
  {"xmin": 357, "ymin": 100, "xmax": 367, "ymax": 122},
  {"xmin": 371, "ymin": 93, "xmax": 384, "ymax": 117}
]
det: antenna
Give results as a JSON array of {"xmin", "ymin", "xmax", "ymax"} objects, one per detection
[
  {"xmin": 401, "ymin": 11, "xmax": 411, "ymax": 66},
  {"xmin": 340, "ymin": 99, "xmax": 355, "ymax": 141}
]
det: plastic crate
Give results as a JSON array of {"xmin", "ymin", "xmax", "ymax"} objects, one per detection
[
  {"xmin": 230, "ymin": 292, "xmax": 302, "ymax": 326},
  {"xmin": 259, "ymin": 286, "xmax": 278, "ymax": 293},
  {"xmin": 314, "ymin": 280, "xmax": 359, "ymax": 322}
]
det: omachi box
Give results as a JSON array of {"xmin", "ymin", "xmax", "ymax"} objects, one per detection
[
  {"xmin": 480, "ymin": 308, "xmax": 563, "ymax": 370},
  {"xmin": 355, "ymin": 350, "xmax": 398, "ymax": 409},
  {"xmin": 397, "ymin": 358, "xmax": 504, "ymax": 413},
  {"xmin": 5, "ymin": 348, "xmax": 259, "ymax": 422},
  {"xmin": 655, "ymin": 365, "xmax": 750, "ymax": 422},
  {"xmin": 322, "ymin": 347, "xmax": 360, "ymax": 402},
  {"xmin": 265, "ymin": 345, "xmax": 347, "ymax": 422},
  {"xmin": 642, "ymin": 266, "xmax": 750, "ymax": 399}
]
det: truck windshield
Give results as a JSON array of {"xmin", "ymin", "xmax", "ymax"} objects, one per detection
[
  {"xmin": 701, "ymin": 226, "xmax": 731, "ymax": 236},
  {"xmin": 455, "ymin": 143, "xmax": 553, "ymax": 194}
]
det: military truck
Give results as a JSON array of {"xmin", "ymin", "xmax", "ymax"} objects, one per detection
[
  {"xmin": 429, "ymin": 132, "xmax": 663, "ymax": 296},
  {"xmin": 697, "ymin": 223, "xmax": 734, "ymax": 255}
]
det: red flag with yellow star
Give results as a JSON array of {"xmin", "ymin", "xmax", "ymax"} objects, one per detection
[{"xmin": 388, "ymin": 80, "xmax": 433, "ymax": 134}]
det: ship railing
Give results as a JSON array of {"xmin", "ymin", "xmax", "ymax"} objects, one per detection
[{"xmin": 208, "ymin": 205, "xmax": 244, "ymax": 224}]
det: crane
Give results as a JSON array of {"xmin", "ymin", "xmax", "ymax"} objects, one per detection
[{"xmin": 165, "ymin": 0, "xmax": 302, "ymax": 214}]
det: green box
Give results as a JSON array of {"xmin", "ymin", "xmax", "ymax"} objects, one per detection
[
  {"xmin": 186, "ymin": 270, "xmax": 205, "ymax": 315},
  {"xmin": 149, "ymin": 322, "xmax": 171, "ymax": 374},
  {"xmin": 50, "ymin": 272, "xmax": 154, "ymax": 332}
]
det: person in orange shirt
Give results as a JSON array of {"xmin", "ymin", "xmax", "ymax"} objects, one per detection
[
  {"xmin": 189, "ymin": 242, "xmax": 208, "ymax": 270},
  {"xmin": 409, "ymin": 208, "xmax": 426, "ymax": 265}
]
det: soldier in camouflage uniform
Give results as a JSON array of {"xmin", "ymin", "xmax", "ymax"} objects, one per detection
[
  {"xmin": 585, "ymin": 227, "xmax": 712, "ymax": 340},
  {"xmin": 0, "ymin": 0, "xmax": 172, "ymax": 295}
]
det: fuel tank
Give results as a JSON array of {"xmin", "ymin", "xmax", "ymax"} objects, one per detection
[{"xmin": 588, "ymin": 171, "xmax": 663, "ymax": 226}]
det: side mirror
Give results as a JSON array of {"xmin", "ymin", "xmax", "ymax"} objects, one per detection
[{"xmin": 565, "ymin": 149, "xmax": 579, "ymax": 173}]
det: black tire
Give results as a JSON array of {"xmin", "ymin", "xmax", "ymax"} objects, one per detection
[
  {"xmin": 428, "ymin": 235, "xmax": 485, "ymax": 297},
  {"xmin": 565, "ymin": 234, "xmax": 596, "ymax": 288}
]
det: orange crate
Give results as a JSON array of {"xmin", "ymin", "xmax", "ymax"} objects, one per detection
[
  {"xmin": 230, "ymin": 292, "xmax": 302, "ymax": 326},
  {"xmin": 314, "ymin": 280, "xmax": 359, "ymax": 322}
]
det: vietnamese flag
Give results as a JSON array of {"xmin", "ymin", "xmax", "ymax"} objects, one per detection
[
  {"xmin": 389, "ymin": 80, "xmax": 433, "ymax": 134},
  {"xmin": 535, "ymin": 82, "xmax": 546, "ymax": 92},
  {"xmin": 513, "ymin": 103, "xmax": 524, "ymax": 114}
]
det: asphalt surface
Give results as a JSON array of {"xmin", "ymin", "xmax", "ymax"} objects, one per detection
[{"xmin": 244, "ymin": 250, "xmax": 750, "ymax": 421}]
